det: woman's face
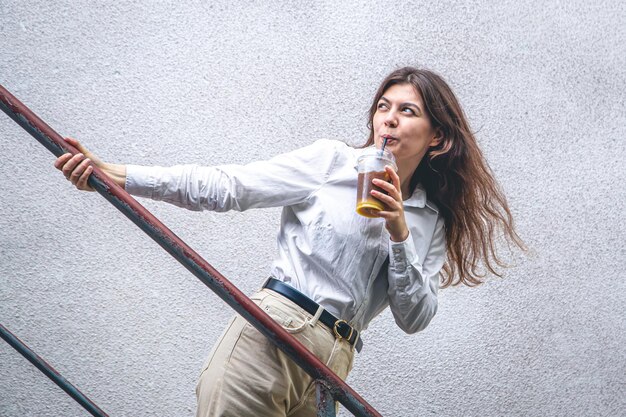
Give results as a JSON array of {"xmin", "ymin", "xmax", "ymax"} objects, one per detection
[{"xmin": 372, "ymin": 83, "xmax": 440, "ymax": 169}]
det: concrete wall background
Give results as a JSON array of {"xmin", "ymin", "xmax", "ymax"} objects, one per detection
[{"xmin": 1, "ymin": 1, "xmax": 624, "ymax": 416}]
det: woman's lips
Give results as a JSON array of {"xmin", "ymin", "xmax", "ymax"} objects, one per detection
[{"xmin": 381, "ymin": 134, "xmax": 398, "ymax": 144}]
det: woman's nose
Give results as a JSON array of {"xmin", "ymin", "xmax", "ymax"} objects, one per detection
[{"xmin": 384, "ymin": 112, "xmax": 398, "ymax": 127}]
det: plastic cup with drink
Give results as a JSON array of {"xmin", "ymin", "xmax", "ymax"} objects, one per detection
[{"xmin": 355, "ymin": 145, "xmax": 397, "ymax": 218}]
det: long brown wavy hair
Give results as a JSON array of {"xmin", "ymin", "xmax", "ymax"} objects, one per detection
[{"xmin": 362, "ymin": 67, "xmax": 525, "ymax": 287}]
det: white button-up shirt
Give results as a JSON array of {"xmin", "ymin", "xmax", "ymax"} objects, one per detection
[{"xmin": 125, "ymin": 139, "xmax": 446, "ymax": 333}]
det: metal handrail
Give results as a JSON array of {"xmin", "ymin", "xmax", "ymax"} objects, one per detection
[
  {"xmin": 0, "ymin": 85, "xmax": 383, "ymax": 417},
  {"xmin": 0, "ymin": 324, "xmax": 110, "ymax": 417}
]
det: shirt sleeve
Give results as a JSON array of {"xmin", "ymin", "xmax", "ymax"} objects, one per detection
[
  {"xmin": 387, "ymin": 214, "xmax": 446, "ymax": 334},
  {"xmin": 124, "ymin": 139, "xmax": 339, "ymax": 212}
]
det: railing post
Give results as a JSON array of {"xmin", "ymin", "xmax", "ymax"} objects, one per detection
[{"xmin": 316, "ymin": 381, "xmax": 337, "ymax": 417}]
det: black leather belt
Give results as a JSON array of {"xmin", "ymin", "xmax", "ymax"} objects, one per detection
[{"xmin": 263, "ymin": 278, "xmax": 363, "ymax": 353}]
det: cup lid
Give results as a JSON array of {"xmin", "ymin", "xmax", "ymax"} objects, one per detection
[{"xmin": 356, "ymin": 146, "xmax": 397, "ymax": 171}]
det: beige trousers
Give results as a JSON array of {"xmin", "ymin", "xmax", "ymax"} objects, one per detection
[{"xmin": 195, "ymin": 288, "xmax": 355, "ymax": 417}]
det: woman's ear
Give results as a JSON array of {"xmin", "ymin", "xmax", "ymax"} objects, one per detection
[
  {"xmin": 429, "ymin": 129, "xmax": 444, "ymax": 148},
  {"xmin": 429, "ymin": 130, "xmax": 453, "ymax": 159}
]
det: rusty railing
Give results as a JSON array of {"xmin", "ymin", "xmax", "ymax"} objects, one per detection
[{"xmin": 0, "ymin": 85, "xmax": 383, "ymax": 417}]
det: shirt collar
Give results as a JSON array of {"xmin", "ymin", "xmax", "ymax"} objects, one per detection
[{"xmin": 404, "ymin": 183, "xmax": 427, "ymax": 208}]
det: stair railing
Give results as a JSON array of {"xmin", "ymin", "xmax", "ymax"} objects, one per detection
[{"xmin": 0, "ymin": 85, "xmax": 383, "ymax": 417}]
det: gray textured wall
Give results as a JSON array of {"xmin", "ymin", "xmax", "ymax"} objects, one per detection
[{"xmin": 1, "ymin": 1, "xmax": 624, "ymax": 416}]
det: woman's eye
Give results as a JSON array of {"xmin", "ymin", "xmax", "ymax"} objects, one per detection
[
  {"xmin": 402, "ymin": 107, "xmax": 416, "ymax": 115},
  {"xmin": 377, "ymin": 102, "xmax": 388, "ymax": 110}
]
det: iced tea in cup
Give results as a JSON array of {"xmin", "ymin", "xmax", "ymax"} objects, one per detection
[{"xmin": 356, "ymin": 147, "xmax": 397, "ymax": 218}]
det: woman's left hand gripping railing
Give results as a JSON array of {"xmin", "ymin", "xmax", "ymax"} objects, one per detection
[{"xmin": 0, "ymin": 85, "xmax": 383, "ymax": 417}]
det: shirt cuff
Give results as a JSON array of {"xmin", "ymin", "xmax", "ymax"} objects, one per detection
[
  {"xmin": 125, "ymin": 165, "xmax": 158, "ymax": 198},
  {"xmin": 389, "ymin": 231, "xmax": 420, "ymax": 275}
]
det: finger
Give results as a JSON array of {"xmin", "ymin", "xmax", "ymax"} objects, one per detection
[
  {"xmin": 65, "ymin": 137, "xmax": 92, "ymax": 157},
  {"xmin": 372, "ymin": 210, "xmax": 392, "ymax": 220},
  {"xmin": 69, "ymin": 158, "xmax": 91, "ymax": 183},
  {"xmin": 372, "ymin": 178, "xmax": 395, "ymax": 193},
  {"xmin": 76, "ymin": 165, "xmax": 94, "ymax": 191},
  {"xmin": 372, "ymin": 178, "xmax": 401, "ymax": 200},
  {"xmin": 371, "ymin": 190, "xmax": 401, "ymax": 208},
  {"xmin": 54, "ymin": 153, "xmax": 73, "ymax": 169},
  {"xmin": 61, "ymin": 153, "xmax": 85, "ymax": 177},
  {"xmin": 65, "ymin": 137, "xmax": 82, "ymax": 150},
  {"xmin": 385, "ymin": 166, "xmax": 401, "ymax": 190}
]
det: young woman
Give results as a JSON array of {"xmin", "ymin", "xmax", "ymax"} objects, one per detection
[{"xmin": 55, "ymin": 67, "xmax": 524, "ymax": 417}]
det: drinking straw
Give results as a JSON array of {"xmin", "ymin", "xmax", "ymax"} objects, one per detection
[{"xmin": 379, "ymin": 137, "xmax": 388, "ymax": 157}]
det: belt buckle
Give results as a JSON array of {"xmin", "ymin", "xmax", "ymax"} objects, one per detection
[{"xmin": 333, "ymin": 319, "xmax": 353, "ymax": 341}]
